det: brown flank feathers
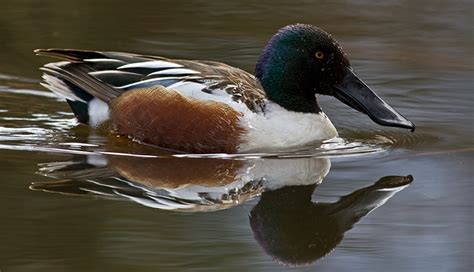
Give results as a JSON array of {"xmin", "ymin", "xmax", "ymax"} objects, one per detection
[{"xmin": 110, "ymin": 86, "xmax": 246, "ymax": 153}]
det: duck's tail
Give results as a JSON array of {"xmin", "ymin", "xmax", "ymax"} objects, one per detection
[{"xmin": 35, "ymin": 49, "xmax": 125, "ymax": 126}]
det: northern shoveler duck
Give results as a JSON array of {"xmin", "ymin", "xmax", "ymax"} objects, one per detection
[{"xmin": 36, "ymin": 24, "xmax": 415, "ymax": 153}]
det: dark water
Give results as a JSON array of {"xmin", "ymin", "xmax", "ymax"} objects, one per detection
[{"xmin": 0, "ymin": 0, "xmax": 473, "ymax": 271}]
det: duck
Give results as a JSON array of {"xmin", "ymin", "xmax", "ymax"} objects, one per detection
[{"xmin": 35, "ymin": 24, "xmax": 415, "ymax": 154}]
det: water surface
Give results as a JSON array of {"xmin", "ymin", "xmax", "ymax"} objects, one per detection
[{"xmin": 0, "ymin": 0, "xmax": 473, "ymax": 271}]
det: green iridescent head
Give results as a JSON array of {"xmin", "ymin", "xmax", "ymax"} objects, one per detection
[
  {"xmin": 256, "ymin": 24, "xmax": 349, "ymax": 113},
  {"xmin": 255, "ymin": 24, "xmax": 415, "ymax": 131}
]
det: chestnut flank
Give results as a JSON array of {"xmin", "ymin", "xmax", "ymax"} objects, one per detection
[{"xmin": 110, "ymin": 87, "xmax": 246, "ymax": 153}]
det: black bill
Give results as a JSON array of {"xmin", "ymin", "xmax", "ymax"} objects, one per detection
[{"xmin": 334, "ymin": 67, "xmax": 415, "ymax": 131}]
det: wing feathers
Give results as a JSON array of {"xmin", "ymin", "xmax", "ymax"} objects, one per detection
[
  {"xmin": 36, "ymin": 48, "xmax": 267, "ymax": 113},
  {"xmin": 89, "ymin": 70, "xmax": 144, "ymax": 87},
  {"xmin": 40, "ymin": 63, "xmax": 121, "ymax": 102}
]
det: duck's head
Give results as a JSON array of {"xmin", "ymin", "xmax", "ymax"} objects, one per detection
[{"xmin": 256, "ymin": 24, "xmax": 415, "ymax": 131}]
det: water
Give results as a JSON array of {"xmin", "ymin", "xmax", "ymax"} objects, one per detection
[{"xmin": 0, "ymin": 0, "xmax": 473, "ymax": 271}]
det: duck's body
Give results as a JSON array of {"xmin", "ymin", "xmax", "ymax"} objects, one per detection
[
  {"xmin": 36, "ymin": 24, "xmax": 413, "ymax": 153},
  {"xmin": 38, "ymin": 49, "xmax": 336, "ymax": 153}
]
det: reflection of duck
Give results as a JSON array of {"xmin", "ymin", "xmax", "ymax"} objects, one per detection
[
  {"xmin": 32, "ymin": 155, "xmax": 331, "ymax": 212},
  {"xmin": 250, "ymin": 175, "xmax": 413, "ymax": 266},
  {"xmin": 32, "ymin": 155, "xmax": 412, "ymax": 266}
]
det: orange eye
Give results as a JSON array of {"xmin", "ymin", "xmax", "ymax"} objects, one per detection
[{"xmin": 315, "ymin": 51, "xmax": 324, "ymax": 59}]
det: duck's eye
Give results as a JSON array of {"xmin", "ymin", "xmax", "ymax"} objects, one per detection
[{"xmin": 315, "ymin": 51, "xmax": 324, "ymax": 59}]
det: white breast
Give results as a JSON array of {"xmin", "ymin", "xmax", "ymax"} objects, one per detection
[{"xmin": 238, "ymin": 102, "xmax": 338, "ymax": 153}]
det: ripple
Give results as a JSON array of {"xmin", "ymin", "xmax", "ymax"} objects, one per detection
[
  {"xmin": 378, "ymin": 131, "xmax": 440, "ymax": 149},
  {"xmin": 0, "ymin": 87, "xmax": 58, "ymax": 99},
  {"xmin": 0, "ymin": 72, "xmax": 37, "ymax": 83},
  {"xmin": 0, "ymin": 135, "xmax": 385, "ymax": 161},
  {"xmin": 340, "ymin": 127, "xmax": 440, "ymax": 150}
]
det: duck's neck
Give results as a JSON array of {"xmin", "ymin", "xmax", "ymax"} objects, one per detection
[{"xmin": 255, "ymin": 53, "xmax": 321, "ymax": 114}]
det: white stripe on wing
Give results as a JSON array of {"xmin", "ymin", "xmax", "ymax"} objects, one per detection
[
  {"xmin": 147, "ymin": 68, "xmax": 200, "ymax": 76},
  {"xmin": 117, "ymin": 60, "xmax": 183, "ymax": 69}
]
